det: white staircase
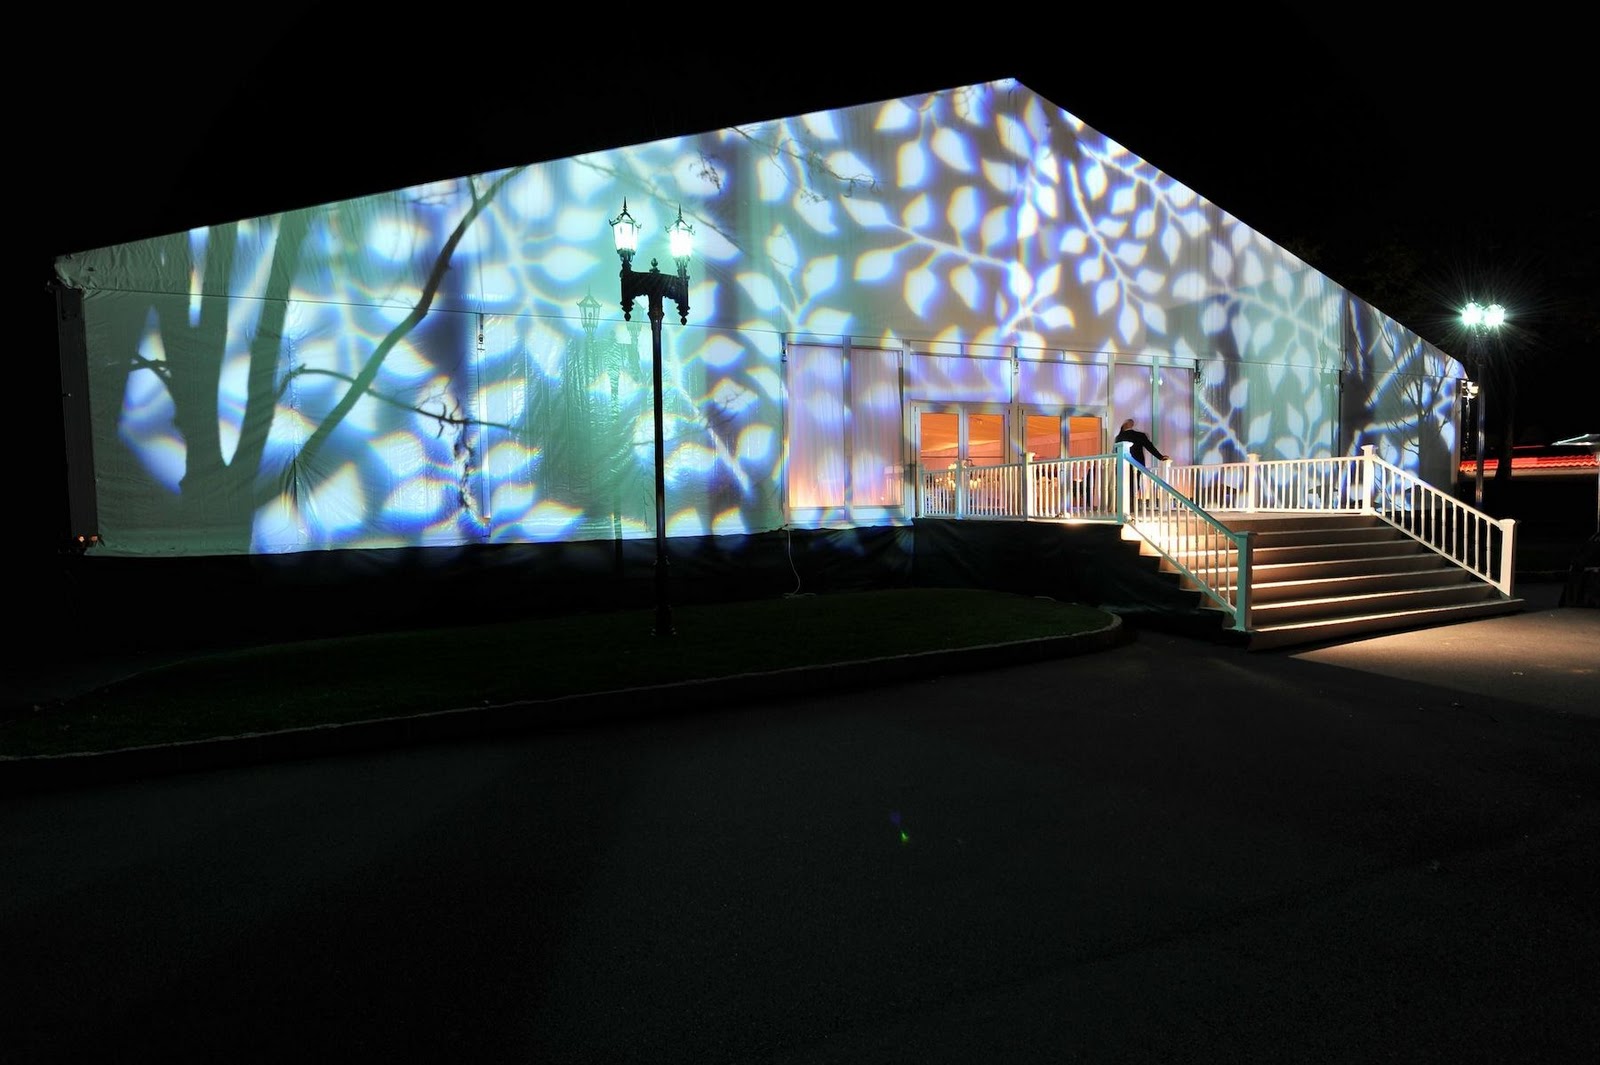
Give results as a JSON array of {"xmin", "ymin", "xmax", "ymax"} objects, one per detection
[{"xmin": 1150, "ymin": 513, "xmax": 1527, "ymax": 650}]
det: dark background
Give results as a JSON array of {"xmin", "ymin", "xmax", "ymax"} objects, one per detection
[{"xmin": 29, "ymin": 3, "xmax": 1596, "ymax": 556}]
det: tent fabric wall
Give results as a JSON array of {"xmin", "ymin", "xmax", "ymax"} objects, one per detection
[{"xmin": 52, "ymin": 78, "xmax": 1463, "ymax": 560}]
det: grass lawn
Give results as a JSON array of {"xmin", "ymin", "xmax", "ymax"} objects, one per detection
[{"xmin": 0, "ymin": 588, "xmax": 1113, "ymax": 759}]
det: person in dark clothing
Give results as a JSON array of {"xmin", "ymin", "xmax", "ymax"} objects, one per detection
[
  {"xmin": 1116, "ymin": 418, "xmax": 1167, "ymax": 504},
  {"xmin": 1115, "ymin": 419, "xmax": 1166, "ymax": 467}
]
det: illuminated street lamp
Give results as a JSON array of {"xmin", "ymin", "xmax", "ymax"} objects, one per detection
[
  {"xmin": 1461, "ymin": 300, "xmax": 1506, "ymax": 509},
  {"xmin": 610, "ymin": 199, "xmax": 693, "ymax": 637}
]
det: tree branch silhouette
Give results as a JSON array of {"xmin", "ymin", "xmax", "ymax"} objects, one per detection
[
  {"xmin": 258, "ymin": 167, "xmax": 523, "ymax": 511},
  {"xmin": 278, "ymin": 365, "xmax": 516, "ymax": 434}
]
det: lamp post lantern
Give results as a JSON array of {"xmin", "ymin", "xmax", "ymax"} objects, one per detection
[
  {"xmin": 578, "ymin": 290, "xmax": 601, "ymax": 338},
  {"xmin": 1461, "ymin": 300, "xmax": 1506, "ymax": 509},
  {"xmin": 610, "ymin": 199, "xmax": 693, "ymax": 637},
  {"xmin": 577, "ymin": 289, "xmax": 601, "ymax": 387}
]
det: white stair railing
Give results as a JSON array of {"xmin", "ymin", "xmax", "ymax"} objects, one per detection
[
  {"xmin": 915, "ymin": 450, "xmax": 1251, "ymax": 627},
  {"xmin": 1165, "ymin": 448, "xmax": 1519, "ymax": 595},
  {"xmin": 1117, "ymin": 444, "xmax": 1254, "ymax": 631},
  {"xmin": 915, "ymin": 445, "xmax": 1512, "ymax": 612},
  {"xmin": 1360, "ymin": 446, "xmax": 1518, "ymax": 595}
]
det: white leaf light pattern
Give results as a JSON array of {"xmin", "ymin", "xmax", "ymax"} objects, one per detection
[{"xmin": 58, "ymin": 78, "xmax": 1457, "ymax": 558}]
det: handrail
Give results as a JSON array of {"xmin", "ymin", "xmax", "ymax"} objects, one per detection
[
  {"xmin": 1361, "ymin": 446, "xmax": 1518, "ymax": 595},
  {"xmin": 1165, "ymin": 454, "xmax": 1366, "ymax": 512},
  {"xmin": 1165, "ymin": 449, "xmax": 1517, "ymax": 596},
  {"xmin": 915, "ymin": 449, "xmax": 1253, "ymax": 629},
  {"xmin": 915, "ymin": 453, "xmax": 1123, "ymax": 521},
  {"xmin": 1117, "ymin": 447, "xmax": 1253, "ymax": 630},
  {"xmin": 914, "ymin": 445, "xmax": 1515, "ymax": 613}
]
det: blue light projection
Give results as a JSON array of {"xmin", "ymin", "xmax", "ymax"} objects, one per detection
[{"xmin": 55, "ymin": 80, "xmax": 1461, "ymax": 558}]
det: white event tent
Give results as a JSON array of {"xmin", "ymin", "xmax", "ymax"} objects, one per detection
[{"xmin": 51, "ymin": 78, "xmax": 1464, "ymax": 571}]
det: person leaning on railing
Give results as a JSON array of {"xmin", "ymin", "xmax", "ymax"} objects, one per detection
[
  {"xmin": 1115, "ymin": 419, "xmax": 1166, "ymax": 466},
  {"xmin": 1116, "ymin": 419, "xmax": 1166, "ymax": 499}
]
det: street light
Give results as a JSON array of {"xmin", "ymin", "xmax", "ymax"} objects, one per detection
[
  {"xmin": 610, "ymin": 199, "xmax": 693, "ymax": 637},
  {"xmin": 1461, "ymin": 300, "xmax": 1506, "ymax": 509}
]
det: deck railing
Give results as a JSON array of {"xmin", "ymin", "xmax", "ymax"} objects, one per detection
[
  {"xmin": 1165, "ymin": 447, "xmax": 1517, "ymax": 596},
  {"xmin": 915, "ymin": 444, "xmax": 1519, "ymax": 613},
  {"xmin": 1121, "ymin": 461, "xmax": 1254, "ymax": 630},
  {"xmin": 917, "ymin": 454, "xmax": 1125, "ymax": 521},
  {"xmin": 1362, "ymin": 448, "xmax": 1518, "ymax": 595},
  {"xmin": 1165, "ymin": 455, "xmax": 1366, "ymax": 512},
  {"xmin": 916, "ymin": 447, "xmax": 1253, "ymax": 629}
]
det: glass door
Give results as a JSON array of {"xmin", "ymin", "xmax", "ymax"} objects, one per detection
[
  {"xmin": 1021, "ymin": 412, "xmax": 1104, "ymax": 515},
  {"xmin": 1022, "ymin": 413, "xmax": 1103, "ymax": 460},
  {"xmin": 914, "ymin": 406, "xmax": 1012, "ymax": 469},
  {"xmin": 913, "ymin": 405, "xmax": 1010, "ymax": 516}
]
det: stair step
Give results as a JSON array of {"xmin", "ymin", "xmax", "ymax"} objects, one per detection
[
  {"xmin": 1246, "ymin": 598, "xmax": 1527, "ymax": 651},
  {"xmin": 1117, "ymin": 511, "xmax": 1518, "ymax": 651},
  {"xmin": 1164, "ymin": 553, "xmax": 1462, "ymax": 584},
  {"xmin": 1190, "ymin": 567, "xmax": 1475, "ymax": 603},
  {"xmin": 1249, "ymin": 541, "xmax": 1429, "ymax": 564},
  {"xmin": 1221, "ymin": 513, "xmax": 1381, "ymax": 529},
  {"xmin": 1139, "ymin": 534, "xmax": 1427, "ymax": 559},
  {"xmin": 1247, "ymin": 583, "xmax": 1502, "ymax": 624},
  {"xmin": 1248, "ymin": 526, "xmax": 1414, "ymax": 548}
]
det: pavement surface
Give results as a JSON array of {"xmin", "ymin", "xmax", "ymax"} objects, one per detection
[
  {"xmin": 3, "ymin": 581, "xmax": 1591, "ymax": 793},
  {"xmin": 3, "ymin": 579, "xmax": 1597, "ymax": 1063}
]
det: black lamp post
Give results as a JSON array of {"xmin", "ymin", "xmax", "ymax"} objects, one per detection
[
  {"xmin": 1461, "ymin": 300, "xmax": 1506, "ymax": 509},
  {"xmin": 610, "ymin": 199, "xmax": 693, "ymax": 637}
]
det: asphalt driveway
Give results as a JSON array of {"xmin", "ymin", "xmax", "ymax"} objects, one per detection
[{"xmin": 4, "ymin": 593, "xmax": 1596, "ymax": 1064}]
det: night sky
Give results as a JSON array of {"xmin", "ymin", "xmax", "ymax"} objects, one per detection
[{"xmin": 32, "ymin": 3, "xmax": 1594, "ymax": 551}]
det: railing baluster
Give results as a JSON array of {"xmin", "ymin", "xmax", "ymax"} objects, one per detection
[{"xmin": 922, "ymin": 450, "xmax": 1513, "ymax": 604}]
